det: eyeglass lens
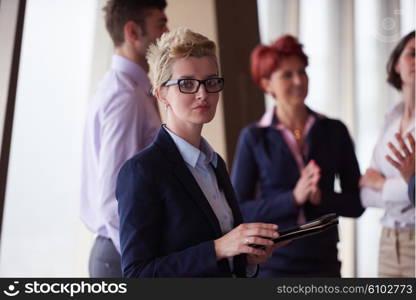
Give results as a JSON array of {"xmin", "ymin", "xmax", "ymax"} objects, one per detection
[{"xmin": 178, "ymin": 78, "xmax": 223, "ymax": 93}]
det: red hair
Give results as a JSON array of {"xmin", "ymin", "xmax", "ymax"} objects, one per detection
[{"xmin": 250, "ymin": 35, "xmax": 308, "ymax": 91}]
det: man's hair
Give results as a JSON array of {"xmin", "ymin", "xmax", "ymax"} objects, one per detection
[
  {"xmin": 386, "ymin": 30, "xmax": 415, "ymax": 90},
  {"xmin": 147, "ymin": 27, "xmax": 217, "ymax": 96},
  {"xmin": 103, "ymin": 0, "xmax": 167, "ymax": 46}
]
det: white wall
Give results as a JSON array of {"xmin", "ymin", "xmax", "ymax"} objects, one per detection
[{"xmin": 0, "ymin": 0, "xmax": 99, "ymax": 277}]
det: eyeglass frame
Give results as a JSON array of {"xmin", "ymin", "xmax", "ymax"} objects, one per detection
[{"xmin": 163, "ymin": 77, "xmax": 225, "ymax": 94}]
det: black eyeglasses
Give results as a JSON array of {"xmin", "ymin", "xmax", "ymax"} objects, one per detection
[{"xmin": 164, "ymin": 77, "xmax": 224, "ymax": 94}]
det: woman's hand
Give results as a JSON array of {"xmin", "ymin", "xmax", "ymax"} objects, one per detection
[
  {"xmin": 359, "ymin": 168, "xmax": 386, "ymax": 190},
  {"xmin": 307, "ymin": 160, "xmax": 322, "ymax": 205},
  {"xmin": 386, "ymin": 132, "xmax": 415, "ymax": 182},
  {"xmin": 293, "ymin": 160, "xmax": 320, "ymax": 205},
  {"xmin": 309, "ymin": 187, "xmax": 322, "ymax": 206},
  {"xmin": 246, "ymin": 240, "xmax": 290, "ymax": 265},
  {"xmin": 213, "ymin": 223, "xmax": 278, "ymax": 260}
]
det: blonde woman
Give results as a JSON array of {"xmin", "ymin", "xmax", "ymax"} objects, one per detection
[{"xmin": 116, "ymin": 28, "xmax": 283, "ymax": 277}]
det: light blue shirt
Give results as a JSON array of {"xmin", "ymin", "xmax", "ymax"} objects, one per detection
[
  {"xmin": 165, "ymin": 126, "xmax": 257, "ymax": 276},
  {"xmin": 164, "ymin": 126, "xmax": 234, "ymax": 234}
]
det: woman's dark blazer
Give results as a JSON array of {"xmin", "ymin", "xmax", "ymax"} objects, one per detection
[
  {"xmin": 231, "ymin": 108, "xmax": 365, "ymax": 277},
  {"xmin": 116, "ymin": 126, "xmax": 247, "ymax": 277}
]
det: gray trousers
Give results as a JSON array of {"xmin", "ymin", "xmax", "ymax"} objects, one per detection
[{"xmin": 89, "ymin": 235, "xmax": 122, "ymax": 277}]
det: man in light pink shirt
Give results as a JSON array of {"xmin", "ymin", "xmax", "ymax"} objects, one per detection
[{"xmin": 80, "ymin": 0, "xmax": 168, "ymax": 277}]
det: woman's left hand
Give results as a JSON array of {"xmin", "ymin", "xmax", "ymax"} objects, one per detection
[
  {"xmin": 246, "ymin": 241, "xmax": 289, "ymax": 265},
  {"xmin": 359, "ymin": 168, "xmax": 386, "ymax": 190},
  {"xmin": 309, "ymin": 188, "xmax": 321, "ymax": 206},
  {"xmin": 307, "ymin": 160, "xmax": 321, "ymax": 206}
]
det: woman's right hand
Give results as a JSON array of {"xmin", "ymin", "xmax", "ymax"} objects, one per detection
[
  {"xmin": 293, "ymin": 160, "xmax": 320, "ymax": 205},
  {"xmin": 386, "ymin": 132, "xmax": 415, "ymax": 182},
  {"xmin": 213, "ymin": 223, "xmax": 278, "ymax": 260}
]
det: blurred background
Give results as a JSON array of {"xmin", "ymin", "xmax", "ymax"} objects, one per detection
[{"xmin": 0, "ymin": 0, "xmax": 414, "ymax": 277}]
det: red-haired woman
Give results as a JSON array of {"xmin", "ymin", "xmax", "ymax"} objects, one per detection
[{"xmin": 231, "ymin": 35, "xmax": 364, "ymax": 277}]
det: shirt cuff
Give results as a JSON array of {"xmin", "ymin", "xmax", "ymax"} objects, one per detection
[
  {"xmin": 360, "ymin": 187, "xmax": 383, "ymax": 208},
  {"xmin": 382, "ymin": 177, "xmax": 408, "ymax": 203}
]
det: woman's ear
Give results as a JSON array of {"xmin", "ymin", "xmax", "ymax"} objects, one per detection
[
  {"xmin": 394, "ymin": 61, "xmax": 401, "ymax": 75},
  {"xmin": 155, "ymin": 87, "xmax": 169, "ymax": 106},
  {"xmin": 260, "ymin": 77, "xmax": 271, "ymax": 94}
]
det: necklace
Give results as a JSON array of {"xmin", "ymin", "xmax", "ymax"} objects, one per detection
[{"xmin": 292, "ymin": 128, "xmax": 302, "ymax": 141}]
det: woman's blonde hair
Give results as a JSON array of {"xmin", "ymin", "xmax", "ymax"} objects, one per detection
[{"xmin": 147, "ymin": 27, "xmax": 217, "ymax": 96}]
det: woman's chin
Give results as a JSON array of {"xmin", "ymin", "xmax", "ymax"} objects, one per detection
[
  {"xmin": 285, "ymin": 96, "xmax": 307, "ymax": 106},
  {"xmin": 190, "ymin": 115, "xmax": 215, "ymax": 125},
  {"xmin": 190, "ymin": 110, "xmax": 216, "ymax": 124}
]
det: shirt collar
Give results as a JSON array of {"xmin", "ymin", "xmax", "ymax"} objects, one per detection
[
  {"xmin": 257, "ymin": 106, "xmax": 277, "ymax": 127},
  {"xmin": 164, "ymin": 125, "xmax": 218, "ymax": 168},
  {"xmin": 257, "ymin": 105, "xmax": 323, "ymax": 128},
  {"xmin": 111, "ymin": 54, "xmax": 151, "ymax": 92},
  {"xmin": 386, "ymin": 101, "xmax": 415, "ymax": 132}
]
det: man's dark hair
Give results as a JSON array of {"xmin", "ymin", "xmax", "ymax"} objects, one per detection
[
  {"xmin": 386, "ymin": 30, "xmax": 415, "ymax": 90},
  {"xmin": 103, "ymin": 0, "xmax": 167, "ymax": 46}
]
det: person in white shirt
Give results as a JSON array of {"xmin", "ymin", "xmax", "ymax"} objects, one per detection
[
  {"xmin": 80, "ymin": 0, "xmax": 168, "ymax": 277},
  {"xmin": 360, "ymin": 30, "xmax": 415, "ymax": 277}
]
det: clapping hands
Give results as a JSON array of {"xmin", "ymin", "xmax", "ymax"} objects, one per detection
[
  {"xmin": 360, "ymin": 132, "xmax": 415, "ymax": 190},
  {"xmin": 386, "ymin": 132, "xmax": 415, "ymax": 182},
  {"xmin": 293, "ymin": 160, "xmax": 321, "ymax": 206}
]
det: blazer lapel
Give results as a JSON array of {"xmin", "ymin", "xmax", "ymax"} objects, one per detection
[
  {"xmin": 211, "ymin": 158, "xmax": 243, "ymax": 226},
  {"xmin": 211, "ymin": 158, "xmax": 247, "ymax": 277},
  {"xmin": 173, "ymin": 162, "xmax": 223, "ymax": 236},
  {"xmin": 155, "ymin": 127, "xmax": 223, "ymax": 237}
]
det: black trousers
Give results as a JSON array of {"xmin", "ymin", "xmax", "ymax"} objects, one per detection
[{"xmin": 89, "ymin": 236, "xmax": 122, "ymax": 277}]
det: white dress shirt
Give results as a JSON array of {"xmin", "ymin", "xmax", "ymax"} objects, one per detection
[
  {"xmin": 361, "ymin": 101, "xmax": 415, "ymax": 229},
  {"xmin": 80, "ymin": 55, "xmax": 161, "ymax": 252}
]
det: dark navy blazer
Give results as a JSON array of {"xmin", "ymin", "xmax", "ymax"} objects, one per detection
[
  {"xmin": 231, "ymin": 109, "xmax": 365, "ymax": 277},
  {"xmin": 116, "ymin": 126, "xmax": 247, "ymax": 277}
]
